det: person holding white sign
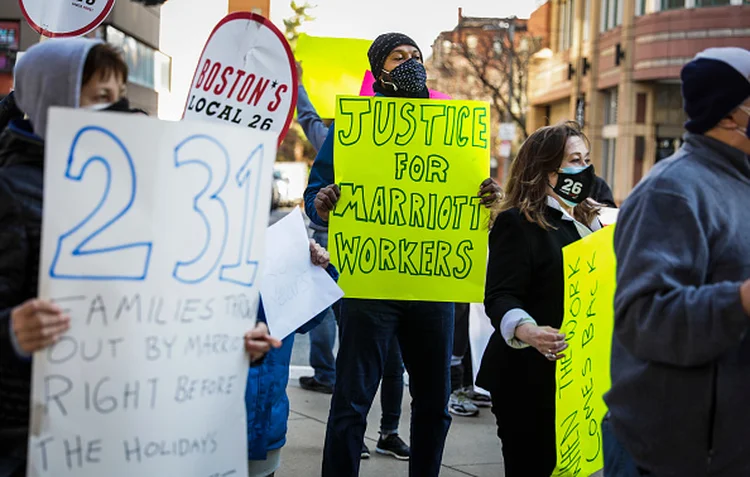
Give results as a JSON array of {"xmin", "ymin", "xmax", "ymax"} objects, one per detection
[
  {"xmin": 0, "ymin": 38, "xmax": 278, "ymax": 477},
  {"xmin": 247, "ymin": 240, "xmax": 335, "ymax": 477}
]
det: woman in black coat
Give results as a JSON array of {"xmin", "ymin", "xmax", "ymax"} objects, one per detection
[{"xmin": 476, "ymin": 121, "xmax": 602, "ymax": 476}]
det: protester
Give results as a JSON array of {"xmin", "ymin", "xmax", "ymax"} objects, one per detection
[
  {"xmin": 295, "ymin": 62, "xmax": 341, "ymax": 396},
  {"xmin": 246, "ymin": 240, "xmax": 335, "ymax": 477},
  {"xmin": 478, "ymin": 121, "xmax": 600, "ymax": 477},
  {"xmin": 0, "ymin": 38, "xmax": 278, "ymax": 477},
  {"xmin": 305, "ymin": 32, "xmax": 501, "ymax": 476},
  {"xmin": 604, "ymin": 47, "xmax": 750, "ymax": 477},
  {"xmin": 295, "ymin": 63, "xmax": 410, "ymax": 461}
]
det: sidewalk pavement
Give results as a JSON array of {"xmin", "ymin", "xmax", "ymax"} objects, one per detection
[{"xmin": 276, "ymin": 371, "xmax": 504, "ymax": 477}]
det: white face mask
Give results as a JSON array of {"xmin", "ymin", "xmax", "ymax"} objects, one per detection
[
  {"xmin": 737, "ymin": 105, "xmax": 750, "ymax": 140},
  {"xmin": 82, "ymin": 102, "xmax": 113, "ymax": 111}
]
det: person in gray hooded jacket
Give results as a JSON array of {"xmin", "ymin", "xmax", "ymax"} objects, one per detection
[
  {"xmin": 604, "ymin": 47, "xmax": 750, "ymax": 477},
  {"xmin": 0, "ymin": 38, "xmax": 280, "ymax": 477}
]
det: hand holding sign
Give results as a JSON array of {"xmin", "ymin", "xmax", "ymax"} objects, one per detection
[
  {"xmin": 11, "ymin": 299, "xmax": 71, "ymax": 354},
  {"xmin": 315, "ymin": 183, "xmax": 340, "ymax": 222},
  {"xmin": 309, "ymin": 240, "xmax": 330, "ymax": 268},
  {"xmin": 244, "ymin": 322, "xmax": 281, "ymax": 362}
]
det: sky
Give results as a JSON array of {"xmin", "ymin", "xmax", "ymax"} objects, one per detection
[
  {"xmin": 159, "ymin": 0, "xmax": 539, "ymax": 119},
  {"xmin": 270, "ymin": 0, "xmax": 539, "ymax": 54}
]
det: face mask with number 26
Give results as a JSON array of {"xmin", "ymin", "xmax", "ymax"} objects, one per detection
[{"xmin": 553, "ymin": 165, "xmax": 595, "ymax": 208}]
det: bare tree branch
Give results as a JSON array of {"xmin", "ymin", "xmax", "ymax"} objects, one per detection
[{"xmin": 433, "ymin": 24, "xmax": 541, "ymax": 140}]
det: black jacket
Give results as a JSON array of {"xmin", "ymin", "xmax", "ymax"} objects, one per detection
[
  {"xmin": 0, "ymin": 120, "xmax": 44, "ymax": 440},
  {"xmin": 477, "ymin": 206, "xmax": 582, "ymax": 403}
]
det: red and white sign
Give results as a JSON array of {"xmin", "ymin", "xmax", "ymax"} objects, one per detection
[
  {"xmin": 18, "ymin": 0, "xmax": 115, "ymax": 38},
  {"xmin": 183, "ymin": 13, "xmax": 298, "ymax": 147}
]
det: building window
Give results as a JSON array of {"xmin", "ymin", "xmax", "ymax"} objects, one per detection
[
  {"xmin": 600, "ymin": 0, "xmax": 623, "ymax": 31},
  {"xmin": 633, "ymin": 136, "xmax": 645, "ymax": 185},
  {"xmin": 661, "ymin": 0, "xmax": 685, "ymax": 9},
  {"xmin": 602, "ymin": 138, "xmax": 617, "ymax": 189},
  {"xmin": 636, "ymin": 0, "xmax": 646, "ymax": 15},
  {"xmin": 568, "ymin": 0, "xmax": 575, "ymax": 48},
  {"xmin": 466, "ymin": 35, "xmax": 479, "ymax": 51},
  {"xmin": 0, "ymin": 21, "xmax": 19, "ymax": 74},
  {"xmin": 695, "ymin": 0, "xmax": 730, "ymax": 5},
  {"xmin": 636, "ymin": 93, "xmax": 647, "ymax": 124},
  {"xmin": 559, "ymin": 1, "xmax": 566, "ymax": 50},
  {"xmin": 558, "ymin": 0, "xmax": 575, "ymax": 50},
  {"xmin": 105, "ymin": 25, "xmax": 172, "ymax": 93},
  {"xmin": 604, "ymin": 88, "xmax": 618, "ymax": 125},
  {"xmin": 583, "ymin": 0, "xmax": 592, "ymax": 41}
]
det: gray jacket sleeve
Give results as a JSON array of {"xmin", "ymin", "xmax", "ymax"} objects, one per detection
[
  {"xmin": 613, "ymin": 189, "xmax": 749, "ymax": 367},
  {"xmin": 296, "ymin": 84, "xmax": 329, "ymax": 152}
]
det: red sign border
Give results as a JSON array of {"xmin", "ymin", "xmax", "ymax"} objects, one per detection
[
  {"xmin": 183, "ymin": 12, "xmax": 299, "ymax": 148},
  {"xmin": 18, "ymin": 0, "xmax": 116, "ymax": 38}
]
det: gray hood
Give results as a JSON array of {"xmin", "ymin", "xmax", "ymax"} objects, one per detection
[{"xmin": 14, "ymin": 38, "xmax": 101, "ymax": 139}]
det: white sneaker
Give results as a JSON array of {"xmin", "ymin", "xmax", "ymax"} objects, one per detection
[{"xmin": 449, "ymin": 389, "xmax": 479, "ymax": 417}]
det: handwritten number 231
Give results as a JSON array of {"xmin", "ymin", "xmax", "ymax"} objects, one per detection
[{"xmin": 48, "ymin": 127, "xmax": 263, "ymax": 286}]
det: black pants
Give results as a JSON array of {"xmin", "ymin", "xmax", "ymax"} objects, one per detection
[
  {"xmin": 450, "ymin": 303, "xmax": 473, "ymax": 392},
  {"xmin": 603, "ymin": 415, "xmax": 654, "ymax": 477},
  {"xmin": 322, "ymin": 298, "xmax": 453, "ymax": 477},
  {"xmin": 490, "ymin": 396, "xmax": 556, "ymax": 477},
  {"xmin": 0, "ymin": 435, "xmax": 26, "ymax": 477}
]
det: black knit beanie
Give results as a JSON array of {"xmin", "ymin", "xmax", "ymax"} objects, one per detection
[
  {"xmin": 681, "ymin": 47, "xmax": 750, "ymax": 134},
  {"xmin": 368, "ymin": 32, "xmax": 422, "ymax": 76}
]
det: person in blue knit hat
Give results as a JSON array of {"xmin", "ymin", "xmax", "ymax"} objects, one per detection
[{"xmin": 603, "ymin": 47, "xmax": 750, "ymax": 477}]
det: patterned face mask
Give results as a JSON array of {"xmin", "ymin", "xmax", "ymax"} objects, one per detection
[
  {"xmin": 552, "ymin": 165, "xmax": 595, "ymax": 207},
  {"xmin": 383, "ymin": 58, "xmax": 427, "ymax": 94}
]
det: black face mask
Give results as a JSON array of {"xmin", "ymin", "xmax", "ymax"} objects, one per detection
[
  {"xmin": 552, "ymin": 165, "xmax": 595, "ymax": 207},
  {"xmin": 377, "ymin": 58, "xmax": 429, "ymax": 98},
  {"xmin": 87, "ymin": 97, "xmax": 148, "ymax": 115},
  {"xmin": 105, "ymin": 97, "xmax": 148, "ymax": 115}
]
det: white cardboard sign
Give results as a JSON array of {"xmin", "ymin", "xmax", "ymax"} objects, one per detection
[
  {"xmin": 19, "ymin": 0, "xmax": 115, "ymax": 38},
  {"xmin": 183, "ymin": 12, "xmax": 298, "ymax": 147},
  {"xmin": 260, "ymin": 207, "xmax": 344, "ymax": 340},
  {"xmin": 469, "ymin": 303, "xmax": 493, "ymax": 397},
  {"xmin": 28, "ymin": 108, "xmax": 276, "ymax": 477}
]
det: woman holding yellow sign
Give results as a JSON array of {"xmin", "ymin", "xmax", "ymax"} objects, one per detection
[{"xmin": 477, "ymin": 121, "xmax": 601, "ymax": 477}]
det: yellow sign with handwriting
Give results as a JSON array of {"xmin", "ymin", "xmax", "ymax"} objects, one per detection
[
  {"xmin": 329, "ymin": 96, "xmax": 491, "ymax": 302},
  {"xmin": 294, "ymin": 34, "xmax": 372, "ymax": 119},
  {"xmin": 552, "ymin": 225, "xmax": 616, "ymax": 477}
]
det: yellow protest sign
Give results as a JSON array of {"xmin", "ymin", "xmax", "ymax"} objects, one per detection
[
  {"xmin": 552, "ymin": 225, "xmax": 617, "ymax": 477},
  {"xmin": 329, "ymin": 96, "xmax": 491, "ymax": 302},
  {"xmin": 295, "ymin": 34, "xmax": 371, "ymax": 119}
]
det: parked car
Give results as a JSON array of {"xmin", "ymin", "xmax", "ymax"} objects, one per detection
[
  {"xmin": 272, "ymin": 169, "xmax": 289, "ymax": 207},
  {"xmin": 271, "ymin": 175, "xmax": 281, "ymax": 210}
]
